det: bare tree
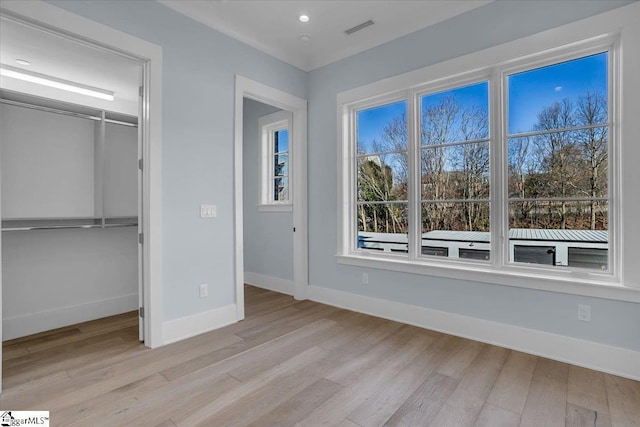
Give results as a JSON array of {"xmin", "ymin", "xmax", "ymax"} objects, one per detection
[
  {"xmin": 508, "ymin": 136, "xmax": 535, "ymax": 226},
  {"xmin": 532, "ymin": 99, "xmax": 583, "ymax": 229},
  {"xmin": 575, "ymin": 92, "xmax": 608, "ymax": 229},
  {"xmin": 419, "ymin": 96, "xmax": 489, "ymax": 232}
]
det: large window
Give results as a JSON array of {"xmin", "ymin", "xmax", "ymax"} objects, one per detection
[
  {"xmin": 507, "ymin": 53, "xmax": 609, "ymax": 268},
  {"xmin": 341, "ymin": 39, "xmax": 619, "ymax": 285}
]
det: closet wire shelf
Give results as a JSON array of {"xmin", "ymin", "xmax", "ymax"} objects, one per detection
[{"xmin": 1, "ymin": 217, "xmax": 138, "ymax": 232}]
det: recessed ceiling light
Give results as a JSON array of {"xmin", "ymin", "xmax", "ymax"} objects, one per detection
[
  {"xmin": 298, "ymin": 35, "xmax": 311, "ymax": 43},
  {"xmin": 298, "ymin": 14, "xmax": 310, "ymax": 23},
  {"xmin": 15, "ymin": 59, "xmax": 31, "ymax": 66}
]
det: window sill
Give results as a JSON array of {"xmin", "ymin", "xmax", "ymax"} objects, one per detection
[
  {"xmin": 258, "ymin": 203, "xmax": 293, "ymax": 213},
  {"xmin": 336, "ymin": 252, "xmax": 640, "ymax": 303}
]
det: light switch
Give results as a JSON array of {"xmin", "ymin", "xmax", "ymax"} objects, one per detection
[{"xmin": 200, "ymin": 204, "xmax": 217, "ymax": 218}]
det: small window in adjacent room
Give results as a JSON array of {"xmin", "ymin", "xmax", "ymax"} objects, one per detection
[{"xmin": 259, "ymin": 110, "xmax": 293, "ymax": 211}]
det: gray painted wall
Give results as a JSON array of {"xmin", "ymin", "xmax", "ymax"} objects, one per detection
[
  {"xmin": 1, "ymin": 104, "xmax": 95, "ymax": 218},
  {"xmin": 2, "ymin": 227, "xmax": 138, "ymax": 339},
  {"xmin": 47, "ymin": 0, "xmax": 307, "ymax": 321},
  {"xmin": 242, "ymin": 98, "xmax": 293, "ymax": 281},
  {"xmin": 306, "ymin": 0, "xmax": 640, "ymax": 352},
  {"xmin": 44, "ymin": 0, "xmax": 639, "ymax": 352}
]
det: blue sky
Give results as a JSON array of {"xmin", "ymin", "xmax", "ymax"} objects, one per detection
[
  {"xmin": 508, "ymin": 52, "xmax": 607, "ymax": 134},
  {"xmin": 357, "ymin": 52, "xmax": 607, "ymax": 151},
  {"xmin": 275, "ymin": 129, "xmax": 288, "ymax": 153},
  {"xmin": 357, "ymin": 100, "xmax": 407, "ymax": 154}
]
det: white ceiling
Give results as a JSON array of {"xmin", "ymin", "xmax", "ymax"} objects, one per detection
[
  {"xmin": 0, "ymin": 1, "xmax": 489, "ymax": 114},
  {"xmin": 0, "ymin": 16, "xmax": 141, "ymax": 116},
  {"xmin": 159, "ymin": 0, "xmax": 492, "ymax": 71}
]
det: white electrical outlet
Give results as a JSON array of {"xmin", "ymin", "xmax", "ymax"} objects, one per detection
[
  {"xmin": 200, "ymin": 204, "xmax": 217, "ymax": 218},
  {"xmin": 578, "ymin": 304, "xmax": 591, "ymax": 322},
  {"xmin": 362, "ymin": 272, "xmax": 369, "ymax": 285},
  {"xmin": 199, "ymin": 283, "xmax": 208, "ymax": 298}
]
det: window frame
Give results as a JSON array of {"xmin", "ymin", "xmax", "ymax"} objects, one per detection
[
  {"xmin": 259, "ymin": 110, "xmax": 293, "ymax": 212},
  {"xmin": 498, "ymin": 44, "xmax": 618, "ymax": 281},
  {"xmin": 336, "ymin": 17, "xmax": 640, "ymax": 302}
]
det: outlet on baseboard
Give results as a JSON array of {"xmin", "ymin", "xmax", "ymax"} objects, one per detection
[
  {"xmin": 578, "ymin": 304, "xmax": 591, "ymax": 322},
  {"xmin": 362, "ymin": 272, "xmax": 369, "ymax": 285},
  {"xmin": 199, "ymin": 283, "xmax": 208, "ymax": 298}
]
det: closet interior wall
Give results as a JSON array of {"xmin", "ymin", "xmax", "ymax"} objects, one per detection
[{"xmin": 0, "ymin": 97, "xmax": 139, "ymax": 340}]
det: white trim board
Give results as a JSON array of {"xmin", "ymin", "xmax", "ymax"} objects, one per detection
[
  {"xmin": 162, "ymin": 304, "xmax": 237, "ymax": 345},
  {"xmin": 234, "ymin": 75, "xmax": 309, "ymax": 322},
  {"xmin": 307, "ymin": 285, "xmax": 640, "ymax": 381},
  {"xmin": 3, "ymin": 293, "xmax": 139, "ymax": 341},
  {"xmin": 244, "ymin": 272, "xmax": 294, "ymax": 296}
]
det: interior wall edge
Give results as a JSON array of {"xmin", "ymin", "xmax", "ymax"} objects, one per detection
[
  {"xmin": 244, "ymin": 272, "xmax": 294, "ymax": 296},
  {"xmin": 162, "ymin": 303, "xmax": 237, "ymax": 345}
]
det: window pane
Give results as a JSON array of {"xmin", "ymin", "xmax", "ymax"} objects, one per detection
[
  {"xmin": 421, "ymin": 202, "xmax": 490, "ymax": 233},
  {"xmin": 274, "ymin": 177, "xmax": 288, "ymax": 201},
  {"xmin": 357, "ymin": 232, "xmax": 408, "ymax": 253},
  {"xmin": 507, "ymin": 53, "xmax": 610, "ymax": 272},
  {"xmin": 274, "ymin": 129, "xmax": 288, "ymax": 153},
  {"xmin": 358, "ymin": 153, "xmax": 408, "ymax": 202},
  {"xmin": 421, "ymin": 142, "xmax": 489, "ymax": 200},
  {"xmin": 508, "ymin": 200, "xmax": 608, "ymax": 231},
  {"xmin": 459, "ymin": 248, "xmax": 490, "ymax": 261},
  {"xmin": 421, "ymin": 81, "xmax": 488, "ymax": 146},
  {"xmin": 508, "ymin": 128, "xmax": 608, "ymax": 200},
  {"xmin": 274, "ymin": 154, "xmax": 288, "ymax": 176},
  {"xmin": 356, "ymin": 100, "xmax": 407, "ymax": 155},
  {"xmin": 508, "ymin": 52, "xmax": 608, "ymax": 135},
  {"xmin": 514, "ymin": 245, "xmax": 556, "ymax": 266},
  {"xmin": 421, "ymin": 246, "xmax": 448, "ymax": 257},
  {"xmin": 568, "ymin": 247, "xmax": 608, "ymax": 270},
  {"xmin": 508, "ymin": 200, "xmax": 608, "ymax": 270},
  {"xmin": 357, "ymin": 202, "xmax": 408, "ymax": 235}
]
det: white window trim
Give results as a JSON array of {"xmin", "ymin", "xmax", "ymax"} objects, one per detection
[
  {"xmin": 258, "ymin": 110, "xmax": 293, "ymax": 212},
  {"xmin": 337, "ymin": 3, "xmax": 640, "ymax": 303}
]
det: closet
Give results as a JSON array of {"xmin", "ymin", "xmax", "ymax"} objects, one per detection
[{"xmin": 0, "ymin": 91, "xmax": 140, "ymax": 341}]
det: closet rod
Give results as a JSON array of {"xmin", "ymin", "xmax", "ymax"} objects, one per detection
[
  {"xmin": 1, "ymin": 223, "xmax": 137, "ymax": 232},
  {"xmin": 0, "ymin": 98, "xmax": 137, "ymax": 128}
]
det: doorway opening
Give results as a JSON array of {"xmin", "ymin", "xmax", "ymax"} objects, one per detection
[
  {"xmin": 0, "ymin": 2, "xmax": 163, "ymax": 393},
  {"xmin": 234, "ymin": 76, "xmax": 308, "ymax": 319},
  {"xmin": 1, "ymin": 14, "xmax": 142, "ymax": 339}
]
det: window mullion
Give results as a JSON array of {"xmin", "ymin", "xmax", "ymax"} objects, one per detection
[
  {"xmin": 349, "ymin": 108, "xmax": 358, "ymax": 253},
  {"xmin": 269, "ymin": 131, "xmax": 276, "ymax": 201},
  {"xmin": 490, "ymin": 68, "xmax": 505, "ymax": 270},
  {"xmin": 407, "ymin": 89, "xmax": 420, "ymax": 260}
]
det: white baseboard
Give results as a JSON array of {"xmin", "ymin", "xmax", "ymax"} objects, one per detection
[
  {"xmin": 3, "ymin": 293, "xmax": 139, "ymax": 341},
  {"xmin": 244, "ymin": 272, "xmax": 294, "ymax": 296},
  {"xmin": 162, "ymin": 304, "xmax": 237, "ymax": 345},
  {"xmin": 307, "ymin": 285, "xmax": 640, "ymax": 381}
]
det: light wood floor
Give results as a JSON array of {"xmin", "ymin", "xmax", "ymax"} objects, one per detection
[{"xmin": 1, "ymin": 286, "xmax": 639, "ymax": 426}]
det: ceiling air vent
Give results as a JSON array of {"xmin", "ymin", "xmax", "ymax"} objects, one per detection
[{"xmin": 345, "ymin": 20, "xmax": 375, "ymax": 35}]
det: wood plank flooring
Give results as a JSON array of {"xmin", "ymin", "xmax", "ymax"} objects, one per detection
[{"xmin": 1, "ymin": 285, "xmax": 638, "ymax": 426}]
